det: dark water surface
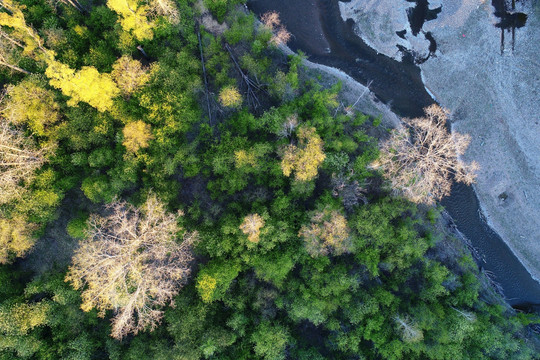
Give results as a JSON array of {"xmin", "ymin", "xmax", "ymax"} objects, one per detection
[{"xmin": 248, "ymin": 0, "xmax": 540, "ymax": 307}]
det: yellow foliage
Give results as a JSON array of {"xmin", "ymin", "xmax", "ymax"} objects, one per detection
[
  {"xmin": 122, "ymin": 120, "xmax": 154, "ymax": 152},
  {"xmin": 239, "ymin": 213, "xmax": 265, "ymax": 243},
  {"xmin": 45, "ymin": 59, "xmax": 120, "ymax": 112},
  {"xmin": 107, "ymin": 0, "xmax": 154, "ymax": 41},
  {"xmin": 219, "ymin": 86, "xmax": 242, "ymax": 107},
  {"xmin": 281, "ymin": 126, "xmax": 326, "ymax": 181},
  {"xmin": 234, "ymin": 149, "xmax": 257, "ymax": 168},
  {"xmin": 2, "ymin": 78, "xmax": 60, "ymax": 136},
  {"xmin": 0, "ymin": 1, "xmax": 44, "ymax": 57},
  {"xmin": 0, "ymin": 302, "xmax": 50, "ymax": 336},
  {"xmin": 197, "ymin": 274, "xmax": 217, "ymax": 303},
  {"xmin": 0, "ymin": 217, "xmax": 36, "ymax": 264},
  {"xmin": 72, "ymin": 25, "xmax": 88, "ymax": 37},
  {"xmin": 112, "ymin": 56, "xmax": 150, "ymax": 97}
]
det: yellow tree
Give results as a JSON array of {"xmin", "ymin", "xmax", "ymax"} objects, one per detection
[
  {"xmin": 112, "ymin": 56, "xmax": 151, "ymax": 98},
  {"xmin": 0, "ymin": 302, "xmax": 50, "ymax": 335},
  {"xmin": 299, "ymin": 207, "xmax": 353, "ymax": 257},
  {"xmin": 65, "ymin": 194, "xmax": 198, "ymax": 339},
  {"xmin": 107, "ymin": 0, "xmax": 154, "ymax": 41},
  {"xmin": 122, "ymin": 120, "xmax": 153, "ymax": 153},
  {"xmin": 2, "ymin": 77, "xmax": 60, "ymax": 136},
  {"xmin": 0, "ymin": 0, "xmax": 48, "ymax": 73},
  {"xmin": 0, "ymin": 216, "xmax": 37, "ymax": 264},
  {"xmin": 375, "ymin": 105, "xmax": 479, "ymax": 204},
  {"xmin": 0, "ymin": 0, "xmax": 46, "ymax": 56},
  {"xmin": 281, "ymin": 126, "xmax": 326, "ymax": 182},
  {"xmin": 45, "ymin": 60, "xmax": 120, "ymax": 112},
  {"xmin": 0, "ymin": 2, "xmax": 119, "ymax": 112},
  {"xmin": 219, "ymin": 85, "xmax": 242, "ymax": 108}
]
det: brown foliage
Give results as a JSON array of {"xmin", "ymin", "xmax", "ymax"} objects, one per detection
[
  {"xmin": 65, "ymin": 195, "xmax": 198, "ymax": 339},
  {"xmin": 240, "ymin": 213, "xmax": 265, "ymax": 243},
  {"xmin": 375, "ymin": 105, "xmax": 479, "ymax": 204},
  {"xmin": 261, "ymin": 11, "xmax": 291, "ymax": 46},
  {"xmin": 299, "ymin": 207, "xmax": 353, "ymax": 257},
  {"xmin": 0, "ymin": 119, "xmax": 48, "ymax": 204}
]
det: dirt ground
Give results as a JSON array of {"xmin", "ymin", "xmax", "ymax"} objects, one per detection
[{"xmin": 342, "ymin": 0, "xmax": 540, "ymax": 282}]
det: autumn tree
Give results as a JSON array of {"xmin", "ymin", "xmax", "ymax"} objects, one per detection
[
  {"xmin": 65, "ymin": 195, "xmax": 198, "ymax": 339},
  {"xmin": 0, "ymin": 0, "xmax": 48, "ymax": 73},
  {"xmin": 0, "ymin": 216, "xmax": 37, "ymax": 264},
  {"xmin": 261, "ymin": 11, "xmax": 291, "ymax": 46},
  {"xmin": 45, "ymin": 60, "xmax": 120, "ymax": 112},
  {"xmin": 375, "ymin": 105, "xmax": 478, "ymax": 204},
  {"xmin": 0, "ymin": 31, "xmax": 29, "ymax": 74},
  {"xmin": 2, "ymin": 77, "xmax": 60, "ymax": 136},
  {"xmin": 0, "ymin": 1, "xmax": 46, "ymax": 57},
  {"xmin": 122, "ymin": 120, "xmax": 153, "ymax": 152},
  {"xmin": 148, "ymin": 0, "xmax": 180, "ymax": 24},
  {"xmin": 219, "ymin": 85, "xmax": 242, "ymax": 107},
  {"xmin": 299, "ymin": 207, "xmax": 353, "ymax": 257},
  {"xmin": 112, "ymin": 56, "xmax": 150, "ymax": 98},
  {"xmin": 281, "ymin": 126, "xmax": 326, "ymax": 182},
  {"xmin": 240, "ymin": 213, "xmax": 265, "ymax": 243},
  {"xmin": 107, "ymin": 0, "xmax": 154, "ymax": 41},
  {"xmin": 0, "ymin": 119, "xmax": 49, "ymax": 204}
]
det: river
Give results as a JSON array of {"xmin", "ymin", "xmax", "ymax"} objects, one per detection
[{"xmin": 248, "ymin": 0, "xmax": 540, "ymax": 309}]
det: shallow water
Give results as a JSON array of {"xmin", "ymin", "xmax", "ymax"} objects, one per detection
[{"xmin": 248, "ymin": 0, "xmax": 540, "ymax": 308}]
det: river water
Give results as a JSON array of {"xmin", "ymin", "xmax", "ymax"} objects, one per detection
[{"xmin": 248, "ymin": 0, "xmax": 540, "ymax": 308}]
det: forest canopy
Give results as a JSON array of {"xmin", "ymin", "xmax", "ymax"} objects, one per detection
[{"xmin": 0, "ymin": 0, "xmax": 538, "ymax": 359}]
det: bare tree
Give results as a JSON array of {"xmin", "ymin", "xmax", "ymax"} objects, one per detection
[
  {"xmin": 261, "ymin": 11, "xmax": 291, "ymax": 46},
  {"xmin": 65, "ymin": 195, "xmax": 198, "ymax": 339},
  {"xmin": 239, "ymin": 213, "xmax": 265, "ymax": 243},
  {"xmin": 374, "ymin": 105, "xmax": 479, "ymax": 204},
  {"xmin": 394, "ymin": 315, "xmax": 424, "ymax": 343},
  {"xmin": 0, "ymin": 119, "xmax": 48, "ymax": 204}
]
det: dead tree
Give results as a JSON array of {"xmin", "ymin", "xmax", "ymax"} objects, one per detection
[
  {"xmin": 65, "ymin": 195, "xmax": 199, "ymax": 339},
  {"xmin": 0, "ymin": 119, "xmax": 48, "ymax": 204},
  {"xmin": 374, "ymin": 105, "xmax": 479, "ymax": 204},
  {"xmin": 224, "ymin": 43, "xmax": 264, "ymax": 109}
]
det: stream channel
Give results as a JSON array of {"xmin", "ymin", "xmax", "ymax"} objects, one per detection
[{"xmin": 248, "ymin": 0, "xmax": 540, "ymax": 310}]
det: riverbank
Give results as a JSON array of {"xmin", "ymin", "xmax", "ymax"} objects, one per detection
[{"xmin": 338, "ymin": 0, "xmax": 540, "ymax": 284}]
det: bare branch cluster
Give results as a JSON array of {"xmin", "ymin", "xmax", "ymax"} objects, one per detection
[
  {"xmin": 299, "ymin": 207, "xmax": 353, "ymax": 257},
  {"xmin": 261, "ymin": 11, "xmax": 291, "ymax": 46},
  {"xmin": 240, "ymin": 213, "xmax": 265, "ymax": 243},
  {"xmin": 65, "ymin": 195, "xmax": 198, "ymax": 339},
  {"xmin": 0, "ymin": 119, "xmax": 48, "ymax": 204},
  {"xmin": 376, "ymin": 105, "xmax": 479, "ymax": 204}
]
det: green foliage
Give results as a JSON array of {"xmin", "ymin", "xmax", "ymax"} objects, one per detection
[
  {"xmin": 66, "ymin": 213, "xmax": 89, "ymax": 239},
  {"xmin": 0, "ymin": 2, "xmax": 536, "ymax": 359}
]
